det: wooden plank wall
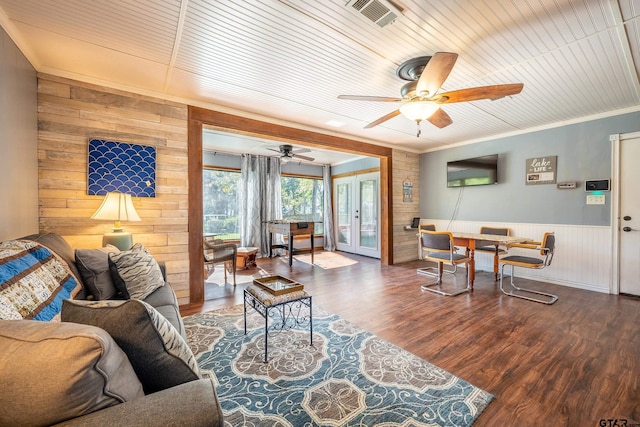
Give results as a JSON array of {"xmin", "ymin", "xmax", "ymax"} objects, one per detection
[
  {"xmin": 392, "ymin": 149, "xmax": 420, "ymax": 263},
  {"xmin": 37, "ymin": 74, "xmax": 191, "ymax": 304}
]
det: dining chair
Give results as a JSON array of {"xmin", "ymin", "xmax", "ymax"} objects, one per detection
[
  {"xmin": 476, "ymin": 226, "xmax": 510, "ymax": 253},
  {"xmin": 417, "ymin": 224, "xmax": 459, "ymax": 277},
  {"xmin": 475, "ymin": 226, "xmax": 510, "ymax": 279},
  {"xmin": 418, "ymin": 223, "xmax": 436, "ymax": 232},
  {"xmin": 203, "ymin": 237, "xmax": 237, "ymax": 286},
  {"xmin": 418, "ymin": 230, "xmax": 471, "ymax": 296},
  {"xmin": 498, "ymin": 232, "xmax": 558, "ymax": 304},
  {"xmin": 416, "ymin": 223, "xmax": 436, "ymax": 258}
]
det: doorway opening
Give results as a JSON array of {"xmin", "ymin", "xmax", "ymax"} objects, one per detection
[{"xmin": 187, "ymin": 106, "xmax": 393, "ymax": 306}]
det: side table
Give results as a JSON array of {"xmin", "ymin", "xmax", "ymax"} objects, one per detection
[
  {"xmin": 244, "ymin": 284, "xmax": 313, "ymax": 363},
  {"xmin": 236, "ymin": 247, "xmax": 258, "ymax": 269}
]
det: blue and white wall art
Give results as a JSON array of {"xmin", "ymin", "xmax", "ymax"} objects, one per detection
[{"xmin": 87, "ymin": 139, "xmax": 156, "ymax": 197}]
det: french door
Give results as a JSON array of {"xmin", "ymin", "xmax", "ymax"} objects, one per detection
[{"xmin": 333, "ymin": 172, "xmax": 380, "ymax": 258}]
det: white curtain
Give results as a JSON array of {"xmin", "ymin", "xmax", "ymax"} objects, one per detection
[
  {"xmin": 323, "ymin": 164, "xmax": 336, "ymax": 251},
  {"xmin": 239, "ymin": 154, "xmax": 283, "ymax": 256}
]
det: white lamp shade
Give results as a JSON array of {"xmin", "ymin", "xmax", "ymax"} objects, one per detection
[
  {"xmin": 91, "ymin": 192, "xmax": 141, "ymax": 223},
  {"xmin": 399, "ymin": 101, "xmax": 439, "ymax": 122}
]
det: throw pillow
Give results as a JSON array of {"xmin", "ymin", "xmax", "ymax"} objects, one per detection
[
  {"xmin": 108, "ymin": 243, "xmax": 165, "ymax": 300},
  {"xmin": 0, "ymin": 319, "xmax": 144, "ymax": 426},
  {"xmin": 75, "ymin": 245, "xmax": 121, "ymax": 300},
  {"xmin": 61, "ymin": 299, "xmax": 201, "ymax": 394},
  {"xmin": 0, "ymin": 239, "xmax": 82, "ymax": 321}
]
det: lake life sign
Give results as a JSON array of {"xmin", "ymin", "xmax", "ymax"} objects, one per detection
[{"xmin": 526, "ymin": 156, "xmax": 557, "ymax": 185}]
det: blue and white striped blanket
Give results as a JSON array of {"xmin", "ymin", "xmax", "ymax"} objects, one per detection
[{"xmin": 0, "ymin": 240, "xmax": 81, "ymax": 321}]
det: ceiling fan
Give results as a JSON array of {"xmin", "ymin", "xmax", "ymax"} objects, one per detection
[
  {"xmin": 267, "ymin": 144, "xmax": 315, "ymax": 163},
  {"xmin": 338, "ymin": 52, "xmax": 524, "ymax": 136}
]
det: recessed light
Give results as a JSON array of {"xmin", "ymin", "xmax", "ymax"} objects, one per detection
[{"xmin": 326, "ymin": 120, "xmax": 345, "ymax": 127}]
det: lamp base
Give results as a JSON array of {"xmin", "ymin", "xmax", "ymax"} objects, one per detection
[{"xmin": 103, "ymin": 232, "xmax": 133, "ymax": 251}]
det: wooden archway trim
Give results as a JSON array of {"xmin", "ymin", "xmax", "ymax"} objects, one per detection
[{"xmin": 187, "ymin": 106, "xmax": 393, "ymax": 307}]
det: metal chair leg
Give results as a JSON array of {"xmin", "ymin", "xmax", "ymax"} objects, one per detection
[
  {"xmin": 499, "ymin": 264, "xmax": 558, "ymax": 304},
  {"xmin": 417, "ymin": 237, "xmax": 458, "ymax": 276},
  {"xmin": 420, "ymin": 262, "xmax": 470, "ymax": 296},
  {"xmin": 417, "ymin": 263, "xmax": 458, "ymax": 277}
]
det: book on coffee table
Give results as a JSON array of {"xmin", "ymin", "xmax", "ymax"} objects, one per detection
[{"xmin": 253, "ymin": 275, "xmax": 303, "ymax": 295}]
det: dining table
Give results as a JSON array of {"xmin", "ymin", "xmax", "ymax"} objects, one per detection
[{"xmin": 449, "ymin": 232, "xmax": 531, "ymax": 288}]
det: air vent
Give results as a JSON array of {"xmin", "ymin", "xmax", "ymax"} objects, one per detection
[{"xmin": 346, "ymin": 0, "xmax": 404, "ymax": 28}]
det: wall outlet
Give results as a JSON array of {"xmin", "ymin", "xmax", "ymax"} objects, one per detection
[{"xmin": 586, "ymin": 195, "xmax": 605, "ymax": 205}]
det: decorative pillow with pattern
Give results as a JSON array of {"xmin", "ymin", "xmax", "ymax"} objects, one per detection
[
  {"xmin": 0, "ymin": 240, "xmax": 82, "ymax": 321},
  {"xmin": 61, "ymin": 299, "xmax": 201, "ymax": 394},
  {"xmin": 108, "ymin": 243, "xmax": 165, "ymax": 300}
]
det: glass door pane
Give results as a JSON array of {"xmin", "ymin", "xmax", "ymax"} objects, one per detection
[
  {"xmin": 336, "ymin": 182, "xmax": 351, "ymax": 246},
  {"xmin": 358, "ymin": 178, "xmax": 378, "ymax": 250}
]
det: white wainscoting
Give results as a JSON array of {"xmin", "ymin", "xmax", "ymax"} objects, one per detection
[{"xmin": 419, "ymin": 219, "xmax": 612, "ymax": 294}]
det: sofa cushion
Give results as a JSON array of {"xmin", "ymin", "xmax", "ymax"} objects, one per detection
[
  {"xmin": 75, "ymin": 246, "xmax": 121, "ymax": 300},
  {"xmin": 61, "ymin": 299, "xmax": 201, "ymax": 394},
  {"xmin": 0, "ymin": 240, "xmax": 82, "ymax": 321},
  {"xmin": 108, "ymin": 243, "xmax": 165, "ymax": 300},
  {"xmin": 0, "ymin": 320, "xmax": 144, "ymax": 426},
  {"xmin": 143, "ymin": 283, "xmax": 187, "ymax": 339}
]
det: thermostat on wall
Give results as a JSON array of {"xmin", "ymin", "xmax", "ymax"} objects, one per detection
[
  {"xmin": 585, "ymin": 179, "xmax": 610, "ymax": 192},
  {"xmin": 557, "ymin": 182, "xmax": 576, "ymax": 189}
]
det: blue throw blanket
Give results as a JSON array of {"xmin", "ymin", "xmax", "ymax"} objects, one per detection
[{"xmin": 0, "ymin": 240, "xmax": 81, "ymax": 321}]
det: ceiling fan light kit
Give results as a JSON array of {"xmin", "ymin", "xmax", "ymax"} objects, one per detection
[
  {"xmin": 338, "ymin": 52, "xmax": 524, "ymax": 136},
  {"xmin": 399, "ymin": 101, "xmax": 439, "ymax": 122}
]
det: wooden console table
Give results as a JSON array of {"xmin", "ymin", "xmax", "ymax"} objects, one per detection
[{"xmin": 266, "ymin": 220, "xmax": 314, "ymax": 267}]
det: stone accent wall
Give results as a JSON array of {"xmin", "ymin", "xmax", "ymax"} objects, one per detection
[
  {"xmin": 37, "ymin": 74, "xmax": 190, "ymax": 304},
  {"xmin": 392, "ymin": 149, "xmax": 420, "ymax": 263}
]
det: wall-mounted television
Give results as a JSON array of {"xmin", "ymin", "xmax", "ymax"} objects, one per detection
[{"xmin": 447, "ymin": 154, "xmax": 498, "ymax": 187}]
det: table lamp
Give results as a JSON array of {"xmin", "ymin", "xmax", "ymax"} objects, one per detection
[{"xmin": 91, "ymin": 192, "xmax": 141, "ymax": 250}]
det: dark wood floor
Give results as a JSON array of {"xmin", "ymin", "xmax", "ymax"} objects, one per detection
[{"xmin": 182, "ymin": 251, "xmax": 640, "ymax": 427}]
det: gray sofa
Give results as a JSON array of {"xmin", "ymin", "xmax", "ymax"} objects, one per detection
[{"xmin": 0, "ymin": 233, "xmax": 223, "ymax": 426}]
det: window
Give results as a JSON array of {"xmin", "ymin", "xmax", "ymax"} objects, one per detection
[
  {"xmin": 281, "ymin": 176, "xmax": 324, "ymax": 234},
  {"xmin": 203, "ymin": 169, "xmax": 240, "ymax": 240},
  {"xmin": 203, "ymin": 169, "xmax": 325, "ymax": 239}
]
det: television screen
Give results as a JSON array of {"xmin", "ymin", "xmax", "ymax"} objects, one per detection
[{"xmin": 447, "ymin": 154, "xmax": 498, "ymax": 187}]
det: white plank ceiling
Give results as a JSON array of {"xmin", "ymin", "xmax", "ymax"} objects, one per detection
[{"xmin": 1, "ymin": 0, "xmax": 639, "ymax": 158}]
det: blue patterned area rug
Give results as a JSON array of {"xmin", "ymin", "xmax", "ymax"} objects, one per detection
[{"xmin": 183, "ymin": 304, "xmax": 492, "ymax": 426}]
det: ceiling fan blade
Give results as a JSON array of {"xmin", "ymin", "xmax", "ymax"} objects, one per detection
[
  {"xmin": 437, "ymin": 83, "xmax": 524, "ymax": 103},
  {"xmin": 364, "ymin": 110, "xmax": 402, "ymax": 129},
  {"xmin": 291, "ymin": 147, "xmax": 311, "ymax": 154},
  {"xmin": 266, "ymin": 148, "xmax": 281, "ymax": 153},
  {"xmin": 426, "ymin": 108, "xmax": 453, "ymax": 128},
  {"xmin": 338, "ymin": 95, "xmax": 404, "ymax": 102},
  {"xmin": 291, "ymin": 153, "xmax": 315, "ymax": 162},
  {"xmin": 415, "ymin": 52, "xmax": 458, "ymax": 97}
]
